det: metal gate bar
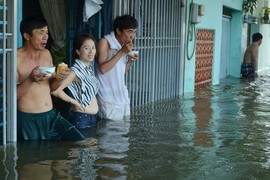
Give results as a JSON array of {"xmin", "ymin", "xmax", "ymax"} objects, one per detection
[
  {"xmin": 0, "ymin": 0, "xmax": 17, "ymax": 144},
  {"xmin": 113, "ymin": 0, "xmax": 183, "ymax": 108}
]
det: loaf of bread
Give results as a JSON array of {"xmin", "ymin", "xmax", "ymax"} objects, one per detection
[{"xmin": 56, "ymin": 63, "xmax": 68, "ymax": 80}]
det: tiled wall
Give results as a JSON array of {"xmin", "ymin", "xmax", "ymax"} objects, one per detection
[{"xmin": 195, "ymin": 29, "xmax": 214, "ymax": 90}]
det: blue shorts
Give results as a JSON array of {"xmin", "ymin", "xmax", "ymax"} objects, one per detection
[
  {"xmin": 241, "ymin": 63, "xmax": 254, "ymax": 78},
  {"xmin": 69, "ymin": 112, "xmax": 97, "ymax": 129}
]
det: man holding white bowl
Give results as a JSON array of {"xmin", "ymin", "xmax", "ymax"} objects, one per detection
[{"xmin": 17, "ymin": 15, "xmax": 85, "ymax": 141}]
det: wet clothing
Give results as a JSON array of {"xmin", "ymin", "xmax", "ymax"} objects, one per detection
[
  {"xmin": 241, "ymin": 63, "xmax": 254, "ymax": 78},
  {"xmin": 97, "ymin": 98, "xmax": 130, "ymax": 120},
  {"xmin": 95, "ymin": 32, "xmax": 130, "ymax": 120},
  {"xmin": 68, "ymin": 59, "xmax": 99, "ymax": 107},
  {"xmin": 17, "ymin": 109, "xmax": 85, "ymax": 141},
  {"xmin": 69, "ymin": 111, "xmax": 97, "ymax": 129}
]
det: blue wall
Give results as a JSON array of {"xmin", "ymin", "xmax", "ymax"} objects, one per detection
[
  {"xmin": 184, "ymin": 0, "xmax": 244, "ymax": 93},
  {"xmin": 17, "ymin": 0, "xmax": 22, "ymax": 47}
]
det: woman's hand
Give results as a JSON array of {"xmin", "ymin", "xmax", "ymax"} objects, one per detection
[
  {"xmin": 71, "ymin": 99, "xmax": 85, "ymax": 111},
  {"xmin": 57, "ymin": 68, "xmax": 70, "ymax": 82}
]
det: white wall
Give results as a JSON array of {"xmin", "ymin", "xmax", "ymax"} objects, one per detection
[{"xmin": 244, "ymin": 1, "xmax": 270, "ymax": 75}]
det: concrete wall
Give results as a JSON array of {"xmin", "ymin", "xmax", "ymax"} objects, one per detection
[
  {"xmin": 222, "ymin": 0, "xmax": 242, "ymax": 9},
  {"xmin": 17, "ymin": 0, "xmax": 22, "ymax": 47},
  {"xmin": 254, "ymin": 3, "xmax": 270, "ymax": 75},
  {"xmin": 228, "ymin": 11, "xmax": 243, "ymax": 77},
  {"xmin": 16, "ymin": 0, "xmax": 270, "ymax": 93},
  {"xmin": 259, "ymin": 24, "xmax": 270, "ymax": 74},
  {"xmin": 184, "ymin": 0, "xmax": 244, "ymax": 93}
]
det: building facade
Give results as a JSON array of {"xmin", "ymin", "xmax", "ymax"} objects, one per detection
[{"xmin": 1, "ymin": 0, "xmax": 270, "ymax": 144}]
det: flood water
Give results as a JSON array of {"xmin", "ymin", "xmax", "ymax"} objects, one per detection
[{"xmin": 1, "ymin": 76, "xmax": 270, "ymax": 179}]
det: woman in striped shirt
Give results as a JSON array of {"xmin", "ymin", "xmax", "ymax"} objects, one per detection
[{"xmin": 51, "ymin": 33, "xmax": 99, "ymax": 136}]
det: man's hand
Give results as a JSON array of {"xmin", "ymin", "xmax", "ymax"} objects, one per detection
[
  {"xmin": 127, "ymin": 54, "xmax": 139, "ymax": 61},
  {"xmin": 29, "ymin": 66, "xmax": 50, "ymax": 84},
  {"xmin": 121, "ymin": 41, "xmax": 134, "ymax": 54}
]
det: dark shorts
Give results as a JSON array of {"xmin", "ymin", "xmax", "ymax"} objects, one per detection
[
  {"xmin": 69, "ymin": 112, "xmax": 97, "ymax": 129},
  {"xmin": 17, "ymin": 109, "xmax": 85, "ymax": 141},
  {"xmin": 241, "ymin": 63, "xmax": 254, "ymax": 78}
]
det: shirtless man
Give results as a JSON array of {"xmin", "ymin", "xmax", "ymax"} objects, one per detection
[
  {"xmin": 17, "ymin": 15, "xmax": 84, "ymax": 140},
  {"xmin": 241, "ymin": 32, "xmax": 263, "ymax": 78}
]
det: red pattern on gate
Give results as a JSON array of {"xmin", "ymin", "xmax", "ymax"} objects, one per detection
[{"xmin": 195, "ymin": 29, "xmax": 214, "ymax": 90}]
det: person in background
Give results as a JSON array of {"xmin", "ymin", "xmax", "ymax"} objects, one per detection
[
  {"xmin": 51, "ymin": 33, "xmax": 99, "ymax": 137},
  {"xmin": 17, "ymin": 15, "xmax": 84, "ymax": 141},
  {"xmin": 241, "ymin": 32, "xmax": 263, "ymax": 78},
  {"xmin": 96, "ymin": 14, "xmax": 138, "ymax": 121}
]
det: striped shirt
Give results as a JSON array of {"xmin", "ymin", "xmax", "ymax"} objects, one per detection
[{"xmin": 68, "ymin": 59, "xmax": 99, "ymax": 107}]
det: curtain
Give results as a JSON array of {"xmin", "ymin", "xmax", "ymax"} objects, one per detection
[
  {"xmin": 39, "ymin": 0, "xmax": 66, "ymax": 65},
  {"xmin": 101, "ymin": 0, "xmax": 112, "ymax": 36},
  {"xmin": 74, "ymin": 0, "xmax": 85, "ymax": 36}
]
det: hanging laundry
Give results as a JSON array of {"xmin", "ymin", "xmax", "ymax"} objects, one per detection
[{"xmin": 83, "ymin": 0, "xmax": 103, "ymax": 22}]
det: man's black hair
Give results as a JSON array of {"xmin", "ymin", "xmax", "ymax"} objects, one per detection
[
  {"xmin": 20, "ymin": 15, "xmax": 48, "ymax": 37},
  {"xmin": 252, "ymin": 32, "xmax": 263, "ymax": 42},
  {"xmin": 113, "ymin": 15, "xmax": 138, "ymax": 33}
]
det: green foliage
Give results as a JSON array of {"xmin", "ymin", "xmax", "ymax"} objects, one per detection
[
  {"xmin": 263, "ymin": 10, "xmax": 269, "ymax": 21},
  {"xmin": 242, "ymin": 0, "xmax": 258, "ymax": 14}
]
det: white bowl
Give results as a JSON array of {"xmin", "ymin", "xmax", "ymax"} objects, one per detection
[
  {"xmin": 128, "ymin": 50, "xmax": 139, "ymax": 56},
  {"xmin": 39, "ymin": 66, "xmax": 56, "ymax": 76}
]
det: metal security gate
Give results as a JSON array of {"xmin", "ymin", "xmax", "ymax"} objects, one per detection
[
  {"xmin": 0, "ymin": 0, "xmax": 17, "ymax": 145},
  {"xmin": 113, "ymin": 0, "xmax": 185, "ymax": 107}
]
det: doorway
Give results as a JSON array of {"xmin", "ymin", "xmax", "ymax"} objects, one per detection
[{"xmin": 220, "ymin": 16, "xmax": 231, "ymax": 79}]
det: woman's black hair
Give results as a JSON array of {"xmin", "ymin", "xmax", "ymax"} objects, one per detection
[{"xmin": 72, "ymin": 33, "xmax": 97, "ymax": 62}]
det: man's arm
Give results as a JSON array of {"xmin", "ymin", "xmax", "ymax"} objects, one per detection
[
  {"xmin": 17, "ymin": 66, "xmax": 48, "ymax": 100},
  {"xmin": 251, "ymin": 45, "xmax": 259, "ymax": 71},
  {"xmin": 17, "ymin": 70, "xmax": 34, "ymax": 100},
  {"xmin": 97, "ymin": 38, "xmax": 133, "ymax": 74}
]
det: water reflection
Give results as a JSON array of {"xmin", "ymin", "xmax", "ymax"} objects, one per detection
[
  {"xmin": 0, "ymin": 144, "xmax": 18, "ymax": 180},
  {"xmin": 2, "ymin": 76, "xmax": 270, "ymax": 178},
  {"xmin": 126, "ymin": 102, "xmax": 183, "ymax": 179},
  {"xmin": 94, "ymin": 119, "xmax": 130, "ymax": 179},
  {"xmin": 18, "ymin": 160, "xmax": 72, "ymax": 180},
  {"xmin": 16, "ymin": 141, "xmax": 67, "ymax": 179},
  {"xmin": 192, "ymin": 90, "xmax": 213, "ymax": 147},
  {"xmin": 0, "ymin": 140, "xmax": 98, "ymax": 180},
  {"xmin": 236, "ymin": 77, "xmax": 270, "ymax": 174}
]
